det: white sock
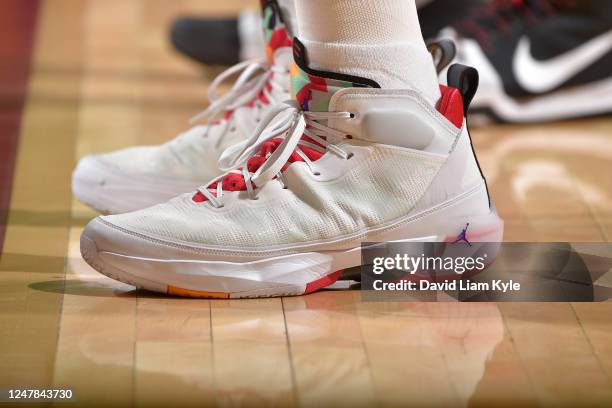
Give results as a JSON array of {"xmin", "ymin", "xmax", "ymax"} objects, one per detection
[
  {"xmin": 276, "ymin": 0, "xmax": 297, "ymax": 36},
  {"xmin": 294, "ymin": 0, "xmax": 441, "ymax": 106}
]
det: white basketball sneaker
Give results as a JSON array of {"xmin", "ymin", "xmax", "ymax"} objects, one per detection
[
  {"xmin": 72, "ymin": 0, "xmax": 293, "ymax": 214},
  {"xmin": 80, "ymin": 39, "xmax": 504, "ymax": 298}
]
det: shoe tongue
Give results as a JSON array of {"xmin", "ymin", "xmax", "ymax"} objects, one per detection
[
  {"xmin": 290, "ymin": 38, "xmax": 380, "ymax": 112},
  {"xmin": 261, "ymin": 0, "xmax": 292, "ymax": 64}
]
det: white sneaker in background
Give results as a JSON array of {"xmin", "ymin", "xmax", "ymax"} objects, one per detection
[{"xmin": 72, "ymin": 1, "xmax": 293, "ymax": 214}]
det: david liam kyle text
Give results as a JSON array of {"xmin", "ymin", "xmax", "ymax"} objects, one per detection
[{"xmin": 373, "ymin": 279, "xmax": 521, "ymax": 293}]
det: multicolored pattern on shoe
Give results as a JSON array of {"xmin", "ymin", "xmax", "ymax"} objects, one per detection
[
  {"xmin": 290, "ymin": 38, "xmax": 380, "ymax": 112},
  {"xmin": 261, "ymin": 0, "xmax": 292, "ymax": 63},
  {"xmin": 290, "ymin": 63, "xmax": 358, "ymax": 112}
]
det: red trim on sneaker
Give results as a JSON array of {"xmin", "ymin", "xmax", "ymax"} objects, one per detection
[
  {"xmin": 304, "ymin": 270, "xmax": 343, "ymax": 295},
  {"xmin": 192, "ymin": 136, "xmax": 324, "ymax": 203},
  {"xmin": 437, "ymin": 85, "xmax": 464, "ymax": 128}
]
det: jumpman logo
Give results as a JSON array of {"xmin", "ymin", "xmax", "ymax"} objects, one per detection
[{"xmin": 452, "ymin": 223, "xmax": 472, "ymax": 246}]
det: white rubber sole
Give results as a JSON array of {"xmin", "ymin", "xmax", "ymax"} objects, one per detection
[
  {"xmin": 80, "ymin": 187, "xmax": 504, "ymax": 299},
  {"xmin": 472, "ymin": 76, "xmax": 612, "ymax": 123},
  {"xmin": 72, "ymin": 155, "xmax": 203, "ymax": 214}
]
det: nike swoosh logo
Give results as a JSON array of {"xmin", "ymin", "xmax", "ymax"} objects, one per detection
[{"xmin": 513, "ymin": 30, "xmax": 612, "ymax": 94}]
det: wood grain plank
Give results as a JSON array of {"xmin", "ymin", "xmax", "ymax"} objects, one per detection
[
  {"xmin": 0, "ymin": 0, "xmax": 82, "ymax": 390},
  {"xmin": 283, "ymin": 291, "xmax": 377, "ymax": 407},
  {"xmin": 211, "ymin": 298, "xmax": 296, "ymax": 407},
  {"xmin": 499, "ymin": 303, "xmax": 612, "ymax": 405}
]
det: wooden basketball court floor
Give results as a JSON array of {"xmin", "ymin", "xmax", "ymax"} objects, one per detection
[{"xmin": 1, "ymin": 0, "xmax": 611, "ymax": 406}]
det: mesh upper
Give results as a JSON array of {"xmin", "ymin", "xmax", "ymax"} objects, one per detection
[
  {"xmin": 96, "ymin": 127, "xmax": 225, "ymax": 182},
  {"xmin": 104, "ymin": 144, "xmax": 444, "ymax": 249}
]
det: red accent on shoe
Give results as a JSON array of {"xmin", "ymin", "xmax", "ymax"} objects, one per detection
[
  {"xmin": 191, "ymin": 133, "xmax": 324, "ymax": 203},
  {"xmin": 295, "ymin": 85, "xmax": 311, "ymax": 108},
  {"xmin": 247, "ymin": 155, "xmax": 266, "ymax": 173},
  {"xmin": 299, "ymin": 146, "xmax": 323, "ymax": 161},
  {"xmin": 269, "ymin": 28, "xmax": 292, "ymax": 53},
  {"xmin": 193, "ymin": 180, "xmax": 220, "ymax": 202},
  {"xmin": 258, "ymin": 91, "xmax": 270, "ymax": 105},
  {"xmin": 193, "ymin": 192, "xmax": 205, "ymax": 202},
  {"xmin": 304, "ymin": 270, "xmax": 343, "ymax": 295},
  {"xmin": 309, "ymin": 75, "xmax": 328, "ymax": 93},
  {"xmin": 222, "ymin": 173, "xmax": 247, "ymax": 191},
  {"xmin": 437, "ymin": 85, "xmax": 464, "ymax": 128}
]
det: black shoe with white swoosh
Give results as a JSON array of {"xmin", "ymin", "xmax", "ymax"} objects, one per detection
[{"xmin": 436, "ymin": 0, "xmax": 612, "ymax": 123}]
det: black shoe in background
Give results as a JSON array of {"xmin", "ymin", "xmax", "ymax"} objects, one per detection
[
  {"xmin": 171, "ymin": 17, "xmax": 241, "ymax": 65},
  {"xmin": 438, "ymin": 0, "xmax": 612, "ymax": 122},
  {"xmin": 171, "ymin": 8, "xmax": 266, "ymax": 66},
  {"xmin": 418, "ymin": 0, "xmax": 484, "ymax": 39}
]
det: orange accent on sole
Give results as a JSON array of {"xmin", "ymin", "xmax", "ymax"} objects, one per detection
[
  {"xmin": 168, "ymin": 286, "xmax": 230, "ymax": 299},
  {"xmin": 304, "ymin": 270, "xmax": 343, "ymax": 295}
]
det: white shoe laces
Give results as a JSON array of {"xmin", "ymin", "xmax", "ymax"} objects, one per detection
[
  {"xmin": 198, "ymin": 101, "xmax": 354, "ymax": 208},
  {"xmin": 187, "ymin": 58, "xmax": 290, "ymax": 149}
]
